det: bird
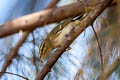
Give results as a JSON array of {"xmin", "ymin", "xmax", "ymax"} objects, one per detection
[{"xmin": 39, "ymin": 15, "xmax": 84, "ymax": 63}]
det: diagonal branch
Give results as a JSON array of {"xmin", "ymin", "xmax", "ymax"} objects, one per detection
[
  {"xmin": 0, "ymin": 71, "xmax": 29, "ymax": 80},
  {"xmin": 0, "ymin": 2, "xmax": 86, "ymax": 38},
  {"xmin": 0, "ymin": 32, "xmax": 30, "ymax": 77},
  {"xmin": 35, "ymin": 0, "xmax": 113, "ymax": 80}
]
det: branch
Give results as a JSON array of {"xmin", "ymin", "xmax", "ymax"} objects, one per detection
[
  {"xmin": 0, "ymin": 71, "xmax": 29, "ymax": 80},
  {"xmin": 35, "ymin": 0, "xmax": 113, "ymax": 80},
  {"xmin": 91, "ymin": 24, "xmax": 104, "ymax": 72},
  {"xmin": 97, "ymin": 56, "xmax": 120, "ymax": 80},
  {"xmin": 0, "ymin": 2, "xmax": 86, "ymax": 38},
  {"xmin": 0, "ymin": 32, "xmax": 30, "ymax": 77},
  {"xmin": 0, "ymin": 0, "xmax": 59, "ymax": 78}
]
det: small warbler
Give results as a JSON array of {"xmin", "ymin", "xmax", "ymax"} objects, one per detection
[{"xmin": 39, "ymin": 15, "xmax": 83, "ymax": 63}]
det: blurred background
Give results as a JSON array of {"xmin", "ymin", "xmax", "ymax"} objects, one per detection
[{"xmin": 0, "ymin": 0, "xmax": 119, "ymax": 80}]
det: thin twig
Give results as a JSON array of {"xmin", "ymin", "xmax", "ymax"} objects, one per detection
[
  {"xmin": 0, "ymin": 71, "xmax": 29, "ymax": 80},
  {"xmin": 91, "ymin": 24, "xmax": 104, "ymax": 72},
  {"xmin": 31, "ymin": 32, "xmax": 36, "ymax": 64}
]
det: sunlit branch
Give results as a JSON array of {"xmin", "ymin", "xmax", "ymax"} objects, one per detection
[{"xmin": 0, "ymin": 2, "xmax": 86, "ymax": 38}]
